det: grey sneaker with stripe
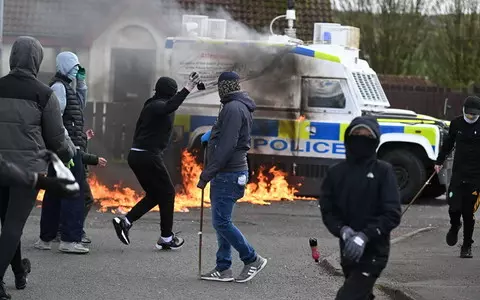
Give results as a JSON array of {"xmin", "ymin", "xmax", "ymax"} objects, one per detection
[
  {"xmin": 235, "ymin": 255, "xmax": 267, "ymax": 283},
  {"xmin": 200, "ymin": 268, "xmax": 234, "ymax": 282}
]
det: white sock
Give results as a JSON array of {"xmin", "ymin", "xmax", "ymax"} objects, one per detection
[
  {"xmin": 124, "ymin": 217, "xmax": 131, "ymax": 226},
  {"xmin": 161, "ymin": 235, "xmax": 172, "ymax": 243}
]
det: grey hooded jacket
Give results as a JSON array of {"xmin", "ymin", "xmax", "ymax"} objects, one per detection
[{"xmin": 0, "ymin": 36, "xmax": 75, "ymax": 173}]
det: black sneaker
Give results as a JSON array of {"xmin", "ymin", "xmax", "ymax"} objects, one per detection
[
  {"xmin": 112, "ymin": 217, "xmax": 131, "ymax": 245},
  {"xmin": 15, "ymin": 258, "xmax": 31, "ymax": 290},
  {"xmin": 155, "ymin": 233, "xmax": 184, "ymax": 250},
  {"xmin": 446, "ymin": 224, "xmax": 462, "ymax": 246},
  {"xmin": 460, "ymin": 244, "xmax": 473, "ymax": 258},
  {"xmin": 0, "ymin": 281, "xmax": 10, "ymax": 300}
]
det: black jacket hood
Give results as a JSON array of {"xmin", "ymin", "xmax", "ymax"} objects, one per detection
[
  {"xmin": 344, "ymin": 116, "xmax": 381, "ymax": 162},
  {"xmin": 9, "ymin": 36, "xmax": 44, "ymax": 77},
  {"xmin": 221, "ymin": 91, "xmax": 256, "ymax": 112},
  {"xmin": 344, "ymin": 116, "xmax": 381, "ymax": 143}
]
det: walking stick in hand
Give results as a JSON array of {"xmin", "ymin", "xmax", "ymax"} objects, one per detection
[
  {"xmin": 401, "ymin": 171, "xmax": 436, "ymax": 217},
  {"xmin": 198, "ymin": 144, "xmax": 207, "ymax": 278}
]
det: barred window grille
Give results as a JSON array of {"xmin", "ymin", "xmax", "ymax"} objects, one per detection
[{"xmin": 351, "ymin": 72, "xmax": 389, "ymax": 105}]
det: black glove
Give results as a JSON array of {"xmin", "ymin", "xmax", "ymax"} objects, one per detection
[
  {"xmin": 343, "ymin": 232, "xmax": 368, "ymax": 262},
  {"xmin": 35, "ymin": 175, "xmax": 78, "ymax": 197},
  {"xmin": 340, "ymin": 226, "xmax": 355, "ymax": 242}
]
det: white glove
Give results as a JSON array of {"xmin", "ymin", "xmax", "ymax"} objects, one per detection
[{"xmin": 185, "ymin": 72, "xmax": 201, "ymax": 92}]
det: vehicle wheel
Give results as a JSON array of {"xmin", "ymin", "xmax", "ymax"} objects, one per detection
[
  {"xmin": 191, "ymin": 137, "xmax": 205, "ymax": 164},
  {"xmin": 381, "ymin": 150, "xmax": 427, "ymax": 204},
  {"xmin": 421, "ymin": 174, "xmax": 446, "ymax": 199}
]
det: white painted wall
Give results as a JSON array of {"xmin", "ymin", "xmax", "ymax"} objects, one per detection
[
  {"xmin": 89, "ymin": 14, "xmax": 165, "ymax": 103},
  {"xmin": 1, "ymin": 43, "xmax": 12, "ymax": 76}
]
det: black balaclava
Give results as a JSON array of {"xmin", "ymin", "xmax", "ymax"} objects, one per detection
[
  {"xmin": 154, "ymin": 77, "xmax": 178, "ymax": 99},
  {"xmin": 218, "ymin": 71, "xmax": 241, "ymax": 99},
  {"xmin": 344, "ymin": 117, "xmax": 381, "ymax": 163}
]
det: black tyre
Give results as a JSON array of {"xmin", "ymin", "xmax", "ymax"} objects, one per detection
[
  {"xmin": 381, "ymin": 150, "xmax": 427, "ymax": 204},
  {"xmin": 191, "ymin": 137, "xmax": 205, "ymax": 164}
]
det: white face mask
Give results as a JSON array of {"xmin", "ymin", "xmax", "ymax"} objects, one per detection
[{"xmin": 463, "ymin": 107, "xmax": 479, "ymax": 124}]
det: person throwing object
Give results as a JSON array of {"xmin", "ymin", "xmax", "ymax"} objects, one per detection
[
  {"xmin": 112, "ymin": 72, "xmax": 201, "ymax": 250},
  {"xmin": 320, "ymin": 116, "xmax": 401, "ymax": 300}
]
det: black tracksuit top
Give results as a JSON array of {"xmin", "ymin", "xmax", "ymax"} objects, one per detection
[
  {"xmin": 131, "ymin": 88, "xmax": 190, "ymax": 154},
  {"xmin": 437, "ymin": 116, "xmax": 480, "ymax": 188},
  {"xmin": 320, "ymin": 117, "xmax": 402, "ymax": 267}
]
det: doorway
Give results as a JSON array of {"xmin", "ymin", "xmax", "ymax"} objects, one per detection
[{"xmin": 111, "ymin": 48, "xmax": 156, "ymax": 103}]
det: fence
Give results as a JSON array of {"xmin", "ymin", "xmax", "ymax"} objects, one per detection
[{"xmin": 382, "ymin": 85, "xmax": 470, "ymax": 120}]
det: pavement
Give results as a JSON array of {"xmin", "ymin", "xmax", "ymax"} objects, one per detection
[
  {"xmin": 4, "ymin": 196, "xmax": 478, "ymax": 300},
  {"xmin": 381, "ymin": 202, "xmax": 480, "ymax": 300}
]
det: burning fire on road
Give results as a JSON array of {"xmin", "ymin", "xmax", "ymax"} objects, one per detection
[{"xmin": 37, "ymin": 150, "xmax": 315, "ymax": 213}]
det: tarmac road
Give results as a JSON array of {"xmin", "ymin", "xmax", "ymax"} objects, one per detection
[
  {"xmin": 3, "ymin": 197, "xmax": 454, "ymax": 300},
  {"xmin": 5, "ymin": 201, "xmax": 343, "ymax": 300}
]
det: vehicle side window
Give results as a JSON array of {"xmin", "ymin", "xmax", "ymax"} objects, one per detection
[{"xmin": 302, "ymin": 78, "xmax": 346, "ymax": 109}]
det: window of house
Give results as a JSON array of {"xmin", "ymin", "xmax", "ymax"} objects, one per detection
[{"xmin": 302, "ymin": 78, "xmax": 347, "ymax": 109}]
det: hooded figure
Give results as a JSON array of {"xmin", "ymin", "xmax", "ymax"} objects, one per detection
[
  {"xmin": 112, "ymin": 72, "xmax": 201, "ymax": 250},
  {"xmin": 49, "ymin": 51, "xmax": 87, "ymax": 151},
  {"xmin": 197, "ymin": 72, "xmax": 267, "ymax": 284},
  {"xmin": 320, "ymin": 116, "xmax": 401, "ymax": 300},
  {"xmin": 436, "ymin": 95, "xmax": 480, "ymax": 258},
  {"xmin": 0, "ymin": 36, "xmax": 75, "ymax": 298},
  {"xmin": 35, "ymin": 51, "xmax": 91, "ymax": 255},
  {"xmin": 198, "ymin": 71, "xmax": 257, "ymax": 187}
]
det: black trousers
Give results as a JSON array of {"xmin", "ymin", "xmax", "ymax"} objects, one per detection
[
  {"xmin": 125, "ymin": 150, "xmax": 175, "ymax": 238},
  {"xmin": 336, "ymin": 266, "xmax": 378, "ymax": 300},
  {"xmin": 0, "ymin": 187, "xmax": 37, "ymax": 279},
  {"xmin": 448, "ymin": 182, "xmax": 480, "ymax": 246}
]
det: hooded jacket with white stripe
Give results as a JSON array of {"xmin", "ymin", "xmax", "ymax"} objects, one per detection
[
  {"xmin": 320, "ymin": 116, "xmax": 401, "ymax": 273},
  {"xmin": 0, "ymin": 36, "xmax": 75, "ymax": 173}
]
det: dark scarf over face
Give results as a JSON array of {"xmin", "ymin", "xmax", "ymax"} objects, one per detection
[{"xmin": 344, "ymin": 117, "xmax": 381, "ymax": 163}]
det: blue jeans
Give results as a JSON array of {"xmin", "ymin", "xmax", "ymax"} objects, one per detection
[
  {"xmin": 40, "ymin": 152, "xmax": 85, "ymax": 243},
  {"xmin": 210, "ymin": 171, "xmax": 256, "ymax": 271}
]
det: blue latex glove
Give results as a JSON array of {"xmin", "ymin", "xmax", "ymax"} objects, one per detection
[{"xmin": 201, "ymin": 130, "xmax": 211, "ymax": 144}]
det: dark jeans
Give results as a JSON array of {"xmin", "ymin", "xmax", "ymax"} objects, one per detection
[
  {"xmin": 336, "ymin": 266, "xmax": 378, "ymax": 300},
  {"xmin": 83, "ymin": 176, "xmax": 94, "ymax": 233},
  {"xmin": 40, "ymin": 152, "xmax": 85, "ymax": 243},
  {"xmin": 58, "ymin": 174, "xmax": 94, "ymax": 236},
  {"xmin": 448, "ymin": 182, "xmax": 480, "ymax": 246},
  {"xmin": 0, "ymin": 187, "xmax": 37, "ymax": 279},
  {"xmin": 210, "ymin": 171, "xmax": 256, "ymax": 271},
  {"xmin": 125, "ymin": 150, "xmax": 175, "ymax": 238}
]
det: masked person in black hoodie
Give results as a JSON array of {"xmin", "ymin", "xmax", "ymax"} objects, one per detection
[
  {"xmin": 320, "ymin": 117, "xmax": 401, "ymax": 300},
  {"xmin": 197, "ymin": 72, "xmax": 267, "ymax": 283},
  {"xmin": 112, "ymin": 72, "xmax": 201, "ymax": 250},
  {"xmin": 435, "ymin": 96, "xmax": 480, "ymax": 258}
]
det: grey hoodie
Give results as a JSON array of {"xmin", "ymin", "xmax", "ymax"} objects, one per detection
[
  {"xmin": 0, "ymin": 36, "xmax": 75, "ymax": 172},
  {"xmin": 199, "ymin": 91, "xmax": 256, "ymax": 185}
]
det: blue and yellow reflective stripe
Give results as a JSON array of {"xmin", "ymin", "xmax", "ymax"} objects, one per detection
[
  {"xmin": 165, "ymin": 39, "xmax": 340, "ymax": 63},
  {"xmin": 174, "ymin": 115, "xmax": 437, "ymax": 150}
]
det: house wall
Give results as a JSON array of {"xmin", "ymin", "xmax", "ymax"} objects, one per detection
[
  {"xmin": 89, "ymin": 14, "xmax": 166, "ymax": 103},
  {"xmin": 1, "ymin": 43, "xmax": 90, "ymax": 94}
]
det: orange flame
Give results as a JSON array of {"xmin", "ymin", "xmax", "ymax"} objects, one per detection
[
  {"xmin": 37, "ymin": 150, "xmax": 314, "ymax": 213},
  {"xmin": 297, "ymin": 115, "xmax": 306, "ymax": 122}
]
